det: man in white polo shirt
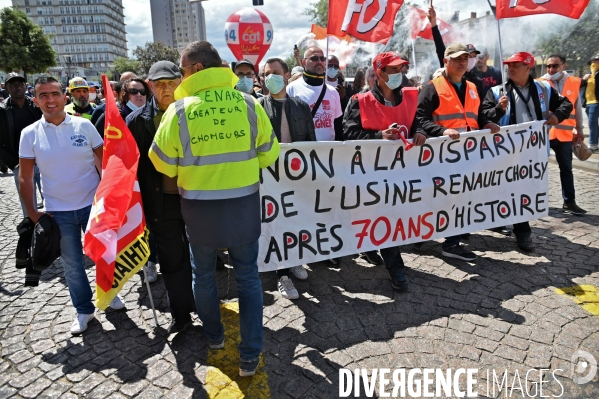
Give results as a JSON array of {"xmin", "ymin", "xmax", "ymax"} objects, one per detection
[{"xmin": 18, "ymin": 76, "xmax": 124, "ymax": 335}]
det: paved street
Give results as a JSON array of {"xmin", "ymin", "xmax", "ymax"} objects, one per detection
[{"xmin": 1, "ymin": 163, "xmax": 598, "ymax": 399}]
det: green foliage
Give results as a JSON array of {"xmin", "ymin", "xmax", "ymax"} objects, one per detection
[
  {"xmin": 285, "ymin": 54, "xmax": 297, "ymax": 70},
  {"xmin": 132, "ymin": 42, "xmax": 180, "ymax": 75},
  {"xmin": 0, "ymin": 7, "xmax": 57, "ymax": 75},
  {"xmin": 303, "ymin": 0, "xmax": 328, "ymax": 27},
  {"xmin": 537, "ymin": 0, "xmax": 599, "ymax": 76},
  {"xmin": 110, "ymin": 57, "xmax": 141, "ymax": 77}
]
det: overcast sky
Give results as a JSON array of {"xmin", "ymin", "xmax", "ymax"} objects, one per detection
[{"xmin": 0, "ymin": 0, "xmax": 576, "ymax": 63}]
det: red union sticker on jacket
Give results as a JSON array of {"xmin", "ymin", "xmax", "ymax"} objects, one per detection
[{"xmin": 257, "ymin": 121, "xmax": 549, "ymax": 272}]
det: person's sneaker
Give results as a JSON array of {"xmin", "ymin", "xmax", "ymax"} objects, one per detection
[
  {"xmin": 328, "ymin": 257, "xmax": 340, "ymax": 266},
  {"xmin": 109, "ymin": 295, "xmax": 125, "ymax": 310},
  {"xmin": 277, "ymin": 276, "xmax": 299, "ymax": 300},
  {"xmin": 441, "ymin": 245, "xmax": 477, "ymax": 261},
  {"xmin": 388, "ymin": 269, "xmax": 408, "ymax": 292},
  {"xmin": 563, "ymin": 202, "xmax": 587, "ymax": 215},
  {"xmin": 488, "ymin": 226, "xmax": 513, "ymax": 236},
  {"xmin": 209, "ymin": 338, "xmax": 225, "ymax": 350},
  {"xmin": 239, "ymin": 358, "xmax": 260, "ymax": 377},
  {"xmin": 590, "ymin": 145, "xmax": 599, "ymax": 152},
  {"xmin": 168, "ymin": 319, "xmax": 192, "ymax": 334},
  {"xmin": 290, "ymin": 265, "xmax": 308, "ymax": 280},
  {"xmin": 362, "ymin": 251, "xmax": 384, "ymax": 266},
  {"xmin": 412, "ymin": 242, "xmax": 424, "ymax": 250},
  {"xmin": 71, "ymin": 313, "xmax": 95, "ymax": 334},
  {"xmin": 144, "ymin": 261, "xmax": 158, "ymax": 283},
  {"xmin": 516, "ymin": 235, "xmax": 535, "ymax": 252}
]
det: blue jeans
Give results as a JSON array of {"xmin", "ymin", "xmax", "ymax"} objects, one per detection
[
  {"xmin": 14, "ymin": 164, "xmax": 41, "ymax": 217},
  {"xmin": 587, "ymin": 104, "xmax": 599, "ymax": 146},
  {"xmin": 189, "ymin": 240, "xmax": 263, "ymax": 361},
  {"xmin": 52, "ymin": 205, "xmax": 95, "ymax": 314},
  {"xmin": 550, "ymin": 139, "xmax": 575, "ymax": 203}
]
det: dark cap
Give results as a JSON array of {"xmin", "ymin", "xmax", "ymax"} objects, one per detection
[
  {"xmin": 148, "ymin": 61, "xmax": 181, "ymax": 81},
  {"xmin": 234, "ymin": 59, "xmax": 255, "ymax": 71},
  {"xmin": 4, "ymin": 72, "xmax": 25, "ymax": 84},
  {"xmin": 590, "ymin": 54, "xmax": 599, "ymax": 63},
  {"xmin": 466, "ymin": 44, "xmax": 480, "ymax": 55},
  {"xmin": 444, "ymin": 43, "xmax": 470, "ymax": 58}
]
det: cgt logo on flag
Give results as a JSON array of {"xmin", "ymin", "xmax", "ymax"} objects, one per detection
[{"xmin": 84, "ymin": 74, "xmax": 150, "ymax": 310}]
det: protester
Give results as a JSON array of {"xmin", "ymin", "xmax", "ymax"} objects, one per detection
[
  {"xmin": 364, "ymin": 66, "xmax": 376, "ymax": 92},
  {"xmin": 126, "ymin": 61, "xmax": 195, "ymax": 333},
  {"xmin": 19, "ymin": 76, "xmax": 125, "ymax": 335},
  {"xmin": 482, "ymin": 52, "xmax": 573, "ymax": 251},
  {"xmin": 540, "ymin": 54, "xmax": 587, "ymax": 215},
  {"xmin": 582, "ymin": 54, "xmax": 599, "ymax": 152},
  {"xmin": 94, "ymin": 79, "xmax": 149, "ymax": 135},
  {"xmin": 259, "ymin": 57, "xmax": 316, "ymax": 300},
  {"xmin": 234, "ymin": 59, "xmax": 261, "ymax": 98},
  {"xmin": 471, "ymin": 46, "xmax": 503, "ymax": 96},
  {"xmin": 0, "ymin": 82, "xmax": 8, "ymax": 100},
  {"xmin": 91, "ymin": 73, "xmax": 137, "ymax": 126},
  {"xmin": 0, "ymin": 72, "xmax": 43, "ymax": 215},
  {"xmin": 149, "ymin": 41, "xmax": 279, "ymax": 377},
  {"xmin": 65, "ymin": 77, "xmax": 96, "ymax": 120},
  {"xmin": 352, "ymin": 68, "xmax": 366, "ymax": 94},
  {"xmin": 343, "ymin": 51, "xmax": 427, "ymax": 291},
  {"xmin": 416, "ymin": 43, "xmax": 500, "ymax": 261},
  {"xmin": 287, "ymin": 45, "xmax": 343, "ymax": 266}
]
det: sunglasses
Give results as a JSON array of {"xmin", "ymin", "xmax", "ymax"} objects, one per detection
[
  {"xmin": 306, "ymin": 56, "xmax": 327, "ymax": 62},
  {"xmin": 128, "ymin": 88, "xmax": 146, "ymax": 96}
]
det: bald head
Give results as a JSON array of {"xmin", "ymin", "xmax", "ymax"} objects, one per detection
[
  {"xmin": 120, "ymin": 71, "xmax": 137, "ymax": 82},
  {"xmin": 303, "ymin": 46, "xmax": 326, "ymax": 76}
]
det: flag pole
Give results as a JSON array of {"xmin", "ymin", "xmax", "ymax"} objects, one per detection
[
  {"xmin": 495, "ymin": 18, "xmax": 507, "ymax": 92},
  {"xmin": 142, "ymin": 267, "xmax": 159, "ymax": 327},
  {"xmin": 411, "ymin": 39, "xmax": 418, "ymax": 85}
]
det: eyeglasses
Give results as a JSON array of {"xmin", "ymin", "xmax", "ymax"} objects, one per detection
[
  {"xmin": 179, "ymin": 63, "xmax": 199, "ymax": 75},
  {"xmin": 128, "ymin": 88, "xmax": 147, "ymax": 96},
  {"xmin": 236, "ymin": 72, "xmax": 255, "ymax": 79},
  {"xmin": 305, "ymin": 56, "xmax": 327, "ymax": 62},
  {"xmin": 546, "ymin": 64, "xmax": 562, "ymax": 69}
]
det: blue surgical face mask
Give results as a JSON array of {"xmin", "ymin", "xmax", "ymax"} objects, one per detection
[
  {"xmin": 236, "ymin": 77, "xmax": 254, "ymax": 93},
  {"xmin": 327, "ymin": 67, "xmax": 339, "ymax": 79},
  {"xmin": 384, "ymin": 72, "xmax": 403, "ymax": 90},
  {"xmin": 265, "ymin": 74, "xmax": 285, "ymax": 95},
  {"xmin": 126, "ymin": 100, "xmax": 139, "ymax": 111},
  {"xmin": 548, "ymin": 71, "xmax": 563, "ymax": 81}
]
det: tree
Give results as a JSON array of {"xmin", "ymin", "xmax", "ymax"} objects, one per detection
[
  {"xmin": 132, "ymin": 42, "xmax": 180, "ymax": 75},
  {"xmin": 537, "ymin": 0, "xmax": 599, "ymax": 76},
  {"xmin": 0, "ymin": 7, "xmax": 57, "ymax": 79},
  {"xmin": 110, "ymin": 57, "xmax": 141, "ymax": 78},
  {"xmin": 302, "ymin": 0, "xmax": 328, "ymax": 27}
]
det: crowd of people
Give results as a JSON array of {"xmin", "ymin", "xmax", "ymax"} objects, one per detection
[{"xmin": 1, "ymin": 7, "xmax": 598, "ymax": 377}]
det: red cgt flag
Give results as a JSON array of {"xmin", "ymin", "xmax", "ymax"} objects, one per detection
[
  {"xmin": 327, "ymin": 0, "xmax": 405, "ymax": 44},
  {"xmin": 84, "ymin": 74, "xmax": 150, "ymax": 310},
  {"xmin": 408, "ymin": 6, "xmax": 456, "ymax": 41},
  {"xmin": 496, "ymin": 0, "xmax": 590, "ymax": 19}
]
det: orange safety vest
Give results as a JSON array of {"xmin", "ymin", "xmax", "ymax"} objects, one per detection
[
  {"xmin": 544, "ymin": 75, "xmax": 580, "ymax": 142},
  {"xmin": 431, "ymin": 75, "xmax": 480, "ymax": 132},
  {"xmin": 357, "ymin": 88, "xmax": 418, "ymax": 134}
]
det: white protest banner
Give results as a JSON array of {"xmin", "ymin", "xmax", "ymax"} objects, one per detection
[{"xmin": 258, "ymin": 121, "xmax": 548, "ymax": 272}]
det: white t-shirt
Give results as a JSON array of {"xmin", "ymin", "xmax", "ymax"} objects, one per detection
[
  {"xmin": 19, "ymin": 114, "xmax": 103, "ymax": 211},
  {"xmin": 286, "ymin": 79, "xmax": 342, "ymax": 141}
]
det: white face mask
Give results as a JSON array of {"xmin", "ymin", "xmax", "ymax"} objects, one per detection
[
  {"xmin": 126, "ymin": 100, "xmax": 139, "ymax": 111},
  {"xmin": 548, "ymin": 71, "xmax": 563, "ymax": 80},
  {"xmin": 384, "ymin": 72, "xmax": 403, "ymax": 90},
  {"xmin": 265, "ymin": 74, "xmax": 285, "ymax": 95},
  {"xmin": 468, "ymin": 58, "xmax": 477, "ymax": 70},
  {"xmin": 89, "ymin": 93, "xmax": 97, "ymax": 101}
]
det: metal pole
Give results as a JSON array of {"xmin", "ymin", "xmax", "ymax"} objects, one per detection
[
  {"xmin": 142, "ymin": 267, "xmax": 159, "ymax": 327},
  {"xmin": 411, "ymin": 39, "xmax": 418, "ymax": 84},
  {"xmin": 495, "ymin": 18, "xmax": 507, "ymax": 92}
]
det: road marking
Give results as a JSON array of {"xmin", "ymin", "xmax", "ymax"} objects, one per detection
[
  {"xmin": 205, "ymin": 302, "xmax": 270, "ymax": 399},
  {"xmin": 555, "ymin": 285, "xmax": 599, "ymax": 317}
]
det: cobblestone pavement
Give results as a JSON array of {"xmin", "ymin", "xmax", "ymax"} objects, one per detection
[{"xmin": 1, "ymin": 164, "xmax": 598, "ymax": 399}]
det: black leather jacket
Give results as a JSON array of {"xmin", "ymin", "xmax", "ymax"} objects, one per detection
[
  {"xmin": 0, "ymin": 97, "xmax": 42, "ymax": 170},
  {"xmin": 258, "ymin": 95, "xmax": 316, "ymax": 142}
]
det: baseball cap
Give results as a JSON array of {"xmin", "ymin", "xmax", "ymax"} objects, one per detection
[
  {"xmin": 148, "ymin": 60, "xmax": 181, "ymax": 81},
  {"xmin": 372, "ymin": 52, "xmax": 408, "ymax": 72},
  {"xmin": 466, "ymin": 44, "xmax": 480, "ymax": 55},
  {"xmin": 589, "ymin": 54, "xmax": 599, "ymax": 63},
  {"xmin": 4, "ymin": 72, "xmax": 25, "ymax": 84},
  {"xmin": 444, "ymin": 43, "xmax": 470, "ymax": 58},
  {"xmin": 69, "ymin": 77, "xmax": 89, "ymax": 90},
  {"xmin": 234, "ymin": 59, "xmax": 255, "ymax": 71},
  {"xmin": 291, "ymin": 66, "xmax": 304, "ymax": 75},
  {"xmin": 503, "ymin": 52, "xmax": 535, "ymax": 66}
]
